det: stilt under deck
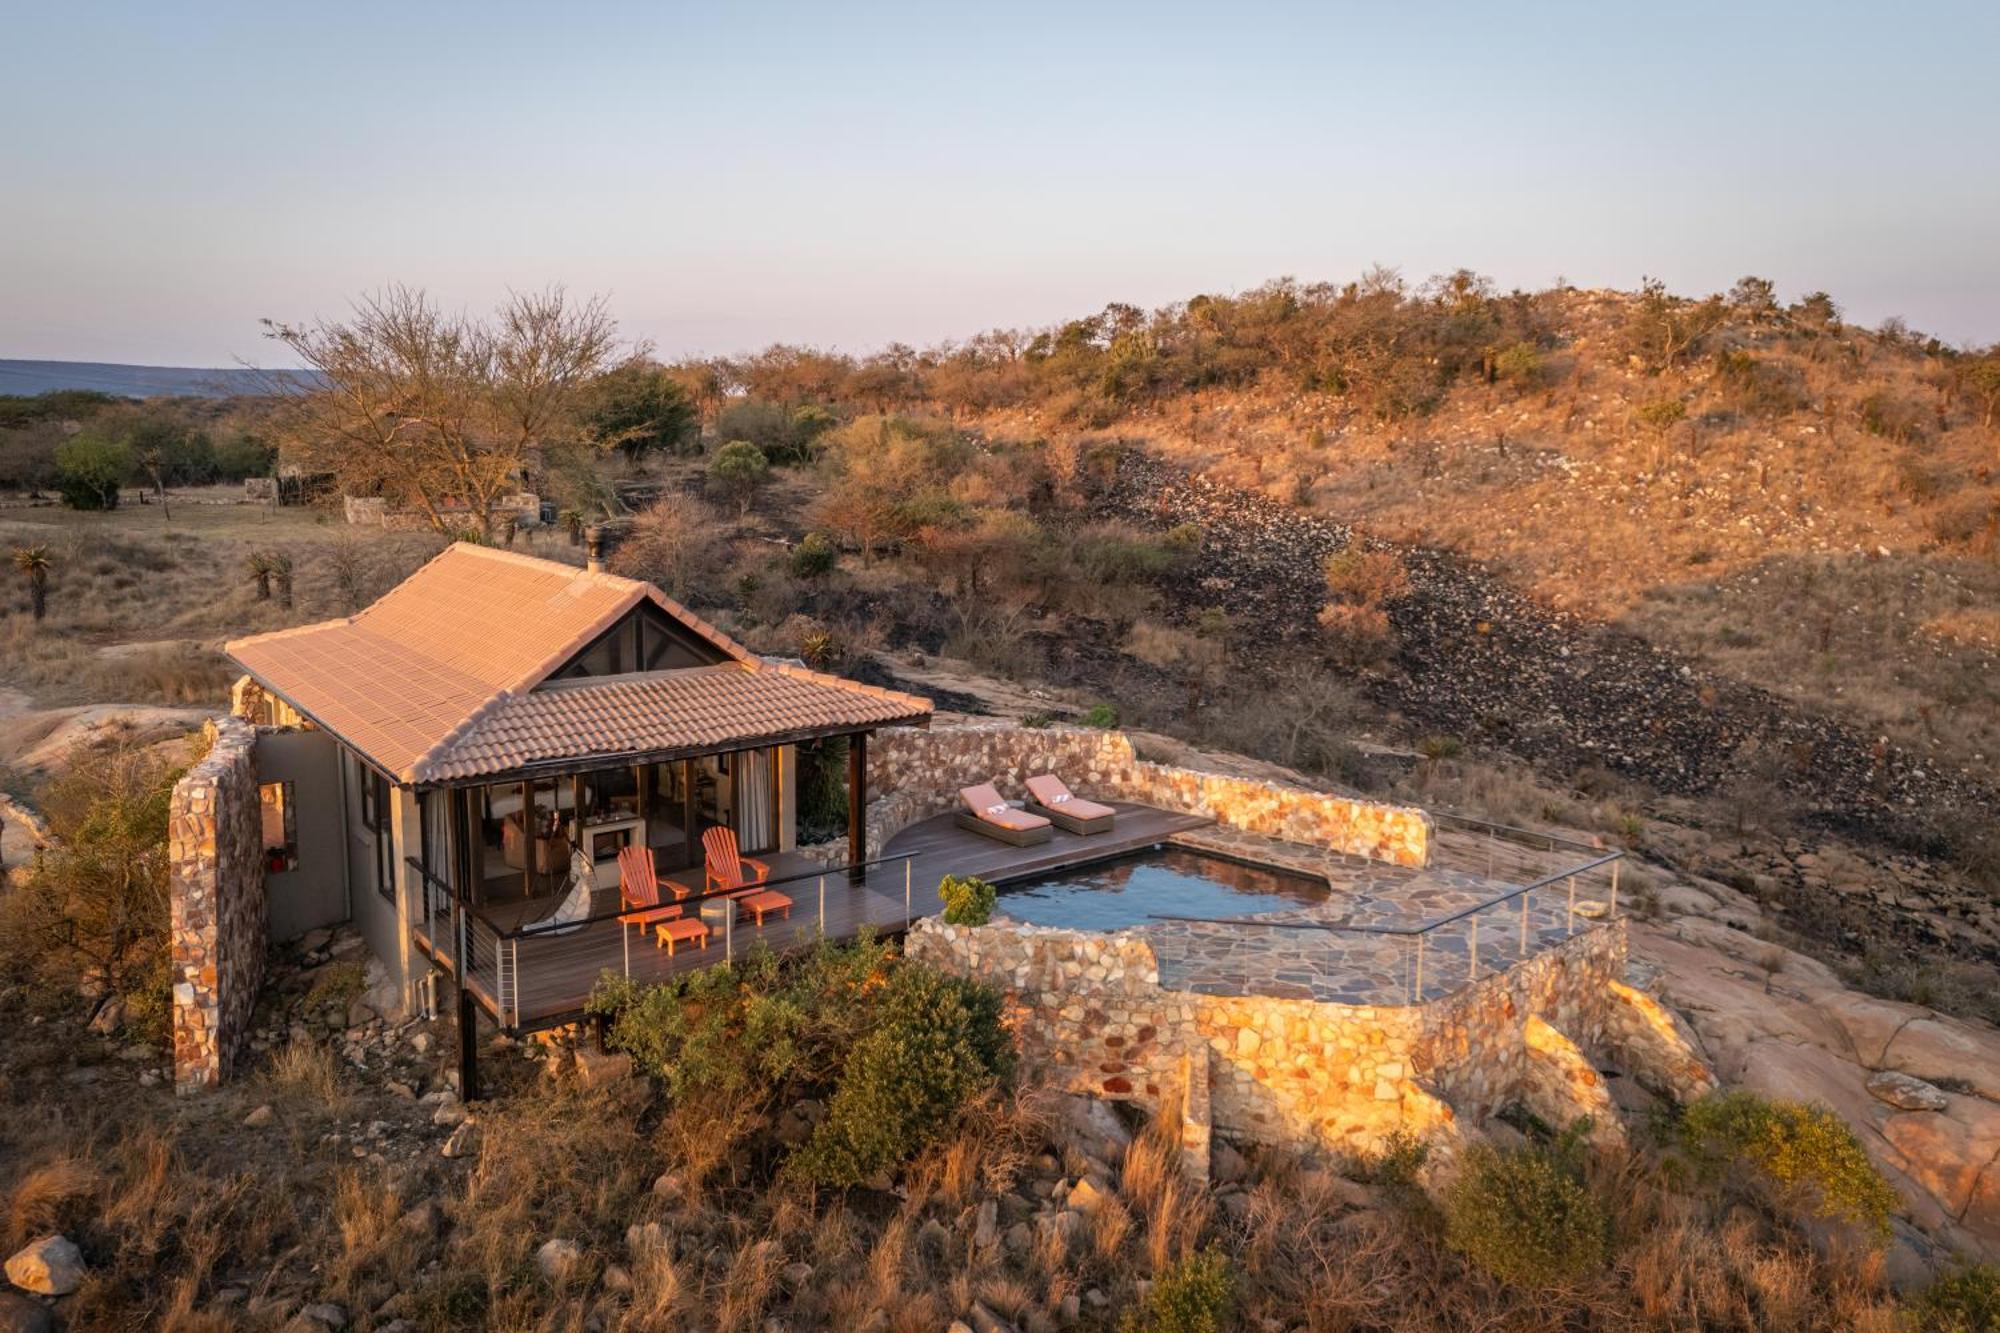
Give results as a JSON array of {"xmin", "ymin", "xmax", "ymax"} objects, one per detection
[{"xmin": 414, "ymin": 801, "xmax": 1211, "ymax": 1030}]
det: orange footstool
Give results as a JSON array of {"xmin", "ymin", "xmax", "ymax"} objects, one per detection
[{"xmin": 654, "ymin": 917, "xmax": 710, "ymax": 955}]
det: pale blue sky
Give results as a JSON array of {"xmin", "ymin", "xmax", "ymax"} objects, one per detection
[{"xmin": 2, "ymin": 1, "xmax": 1996, "ymax": 365}]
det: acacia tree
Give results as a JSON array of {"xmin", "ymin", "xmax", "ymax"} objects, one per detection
[{"xmin": 263, "ymin": 286, "xmax": 627, "ymax": 540}]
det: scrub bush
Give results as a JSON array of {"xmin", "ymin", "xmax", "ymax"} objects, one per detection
[
  {"xmin": 789, "ymin": 963, "xmax": 1013, "ymax": 1185},
  {"xmin": 1678, "ymin": 1091, "xmax": 1900, "ymax": 1236},
  {"xmin": 1444, "ymin": 1140, "xmax": 1608, "ymax": 1287},
  {"xmin": 1120, "ymin": 1246, "xmax": 1236, "ymax": 1333},
  {"xmin": 1911, "ymin": 1264, "xmax": 2000, "ymax": 1332}
]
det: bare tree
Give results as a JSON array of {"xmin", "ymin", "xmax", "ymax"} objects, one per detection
[{"xmin": 262, "ymin": 286, "xmax": 627, "ymax": 540}]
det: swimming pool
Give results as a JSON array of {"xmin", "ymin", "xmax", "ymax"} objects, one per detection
[{"xmin": 996, "ymin": 846, "xmax": 1329, "ymax": 932}]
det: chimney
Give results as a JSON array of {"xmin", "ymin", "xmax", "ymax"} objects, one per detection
[{"xmin": 583, "ymin": 523, "xmax": 608, "ymax": 573}]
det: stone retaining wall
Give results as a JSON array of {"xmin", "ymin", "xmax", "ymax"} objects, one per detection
[
  {"xmin": 169, "ymin": 717, "xmax": 266, "ymax": 1093},
  {"xmin": 1414, "ymin": 925, "xmax": 1628, "ymax": 1121},
  {"xmin": 869, "ymin": 723, "xmax": 1431, "ymax": 867},
  {"xmin": 910, "ymin": 913, "xmax": 1665, "ymax": 1165}
]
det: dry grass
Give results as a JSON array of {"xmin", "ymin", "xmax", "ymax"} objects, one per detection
[{"xmin": 264, "ymin": 1035, "xmax": 348, "ymax": 1116}]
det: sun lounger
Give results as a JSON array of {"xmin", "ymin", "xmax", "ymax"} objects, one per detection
[
  {"xmin": 955, "ymin": 782, "xmax": 1053, "ymax": 846},
  {"xmin": 1022, "ymin": 774, "xmax": 1116, "ymax": 835}
]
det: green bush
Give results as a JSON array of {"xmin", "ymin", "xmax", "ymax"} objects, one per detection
[
  {"xmin": 587, "ymin": 936, "xmax": 891, "ymax": 1105},
  {"xmin": 1636, "ymin": 396, "xmax": 1687, "ymax": 431},
  {"xmin": 1352, "ymin": 1129, "xmax": 1430, "ymax": 1193},
  {"xmin": 54, "ymin": 433, "xmax": 132, "ymax": 509},
  {"xmin": 1912, "ymin": 1264, "xmax": 2000, "ymax": 1332},
  {"xmin": 938, "ymin": 874, "xmax": 996, "ymax": 926},
  {"xmin": 1120, "ymin": 1246, "xmax": 1236, "ymax": 1333},
  {"xmin": 790, "ymin": 531, "xmax": 837, "ymax": 580},
  {"xmin": 1444, "ymin": 1141, "xmax": 1608, "ymax": 1287},
  {"xmin": 707, "ymin": 439, "xmax": 770, "ymax": 516},
  {"xmin": 1678, "ymin": 1091, "xmax": 1900, "ymax": 1236},
  {"xmin": 788, "ymin": 963, "xmax": 1013, "ymax": 1186},
  {"xmin": 1082, "ymin": 703, "xmax": 1119, "ymax": 729}
]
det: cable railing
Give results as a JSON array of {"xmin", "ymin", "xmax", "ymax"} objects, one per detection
[
  {"xmin": 1148, "ymin": 842, "xmax": 1624, "ymax": 1006},
  {"xmin": 407, "ymin": 851, "xmax": 922, "ymax": 1030}
]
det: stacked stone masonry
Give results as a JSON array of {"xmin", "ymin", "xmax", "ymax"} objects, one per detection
[
  {"xmin": 169, "ymin": 717, "xmax": 266, "ymax": 1093},
  {"xmin": 911, "ymin": 915, "xmax": 1687, "ymax": 1165},
  {"xmin": 867, "ymin": 722, "xmax": 1432, "ymax": 867}
]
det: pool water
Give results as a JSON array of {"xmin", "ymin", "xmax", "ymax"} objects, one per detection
[{"xmin": 996, "ymin": 846, "xmax": 1329, "ymax": 932}]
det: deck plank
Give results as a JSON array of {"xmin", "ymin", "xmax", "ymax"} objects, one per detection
[{"xmin": 418, "ymin": 802, "xmax": 1210, "ymax": 1027}]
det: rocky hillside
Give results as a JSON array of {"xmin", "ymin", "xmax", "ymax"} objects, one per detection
[
  {"xmin": 1093, "ymin": 451, "xmax": 1999, "ymax": 968},
  {"xmin": 953, "ymin": 285, "xmax": 2000, "ymax": 789}
]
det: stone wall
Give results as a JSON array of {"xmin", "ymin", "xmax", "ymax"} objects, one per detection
[
  {"xmin": 1413, "ymin": 925, "xmax": 1628, "ymax": 1122},
  {"xmin": 169, "ymin": 717, "xmax": 266, "ymax": 1093},
  {"xmin": 908, "ymin": 913, "xmax": 1670, "ymax": 1166},
  {"xmin": 869, "ymin": 722, "xmax": 1431, "ymax": 867}
]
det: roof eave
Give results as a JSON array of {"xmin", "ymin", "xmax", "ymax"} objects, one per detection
[{"xmin": 412, "ymin": 711, "xmax": 930, "ymax": 789}]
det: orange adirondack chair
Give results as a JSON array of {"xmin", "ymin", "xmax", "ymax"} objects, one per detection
[
  {"xmin": 617, "ymin": 845, "xmax": 683, "ymax": 937},
  {"xmin": 701, "ymin": 827, "xmax": 791, "ymax": 926},
  {"xmin": 701, "ymin": 827, "xmax": 769, "ymax": 893}
]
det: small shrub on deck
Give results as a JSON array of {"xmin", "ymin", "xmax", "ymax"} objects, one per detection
[
  {"xmin": 938, "ymin": 874, "xmax": 996, "ymax": 926},
  {"xmin": 788, "ymin": 963, "xmax": 1013, "ymax": 1186},
  {"xmin": 1119, "ymin": 1246, "xmax": 1236, "ymax": 1333},
  {"xmin": 1443, "ymin": 1139, "xmax": 1608, "ymax": 1287},
  {"xmin": 1678, "ymin": 1090, "xmax": 1899, "ymax": 1236}
]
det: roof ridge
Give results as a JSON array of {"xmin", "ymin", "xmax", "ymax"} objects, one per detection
[
  {"xmin": 447, "ymin": 540, "xmax": 647, "ymax": 594},
  {"xmin": 225, "ymin": 614, "xmax": 358, "ymax": 654},
  {"xmin": 407, "ymin": 685, "xmax": 517, "ymax": 783},
  {"xmin": 761, "ymin": 657, "xmax": 934, "ymax": 715}
]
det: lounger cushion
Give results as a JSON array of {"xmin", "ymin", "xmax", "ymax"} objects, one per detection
[
  {"xmin": 960, "ymin": 783, "xmax": 1051, "ymax": 831},
  {"xmin": 1025, "ymin": 775, "xmax": 1114, "ymax": 822}
]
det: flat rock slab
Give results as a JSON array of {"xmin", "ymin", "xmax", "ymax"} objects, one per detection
[{"xmin": 1867, "ymin": 1070, "xmax": 1948, "ymax": 1112}]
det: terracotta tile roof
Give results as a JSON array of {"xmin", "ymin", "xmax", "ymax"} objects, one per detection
[
  {"xmin": 420, "ymin": 663, "xmax": 932, "ymax": 782},
  {"xmin": 226, "ymin": 543, "xmax": 928, "ymax": 783}
]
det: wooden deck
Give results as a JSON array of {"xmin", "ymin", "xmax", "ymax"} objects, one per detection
[{"xmin": 415, "ymin": 801, "xmax": 1210, "ymax": 1028}]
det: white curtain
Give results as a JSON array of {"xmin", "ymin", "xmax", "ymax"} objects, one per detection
[
  {"xmin": 421, "ymin": 790, "xmax": 453, "ymax": 915},
  {"xmin": 736, "ymin": 748, "xmax": 774, "ymax": 851}
]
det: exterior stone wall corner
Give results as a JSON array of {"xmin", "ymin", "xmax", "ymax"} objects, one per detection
[
  {"xmin": 1602, "ymin": 979, "xmax": 1717, "ymax": 1103},
  {"xmin": 1519, "ymin": 1015, "xmax": 1627, "ymax": 1151},
  {"xmin": 169, "ymin": 716, "xmax": 265, "ymax": 1094}
]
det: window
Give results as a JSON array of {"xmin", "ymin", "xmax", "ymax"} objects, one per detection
[
  {"xmin": 260, "ymin": 781, "xmax": 298, "ymax": 872},
  {"xmin": 360, "ymin": 764, "xmax": 388, "ymax": 833}
]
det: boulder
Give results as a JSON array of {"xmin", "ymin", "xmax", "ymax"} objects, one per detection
[
  {"xmin": 0, "ymin": 1291, "xmax": 53, "ymax": 1333},
  {"xmin": 535, "ymin": 1238, "xmax": 581, "ymax": 1282},
  {"xmin": 1053, "ymin": 1094, "xmax": 1132, "ymax": 1160},
  {"xmin": 244, "ymin": 1104, "xmax": 276, "ymax": 1128},
  {"xmin": 87, "ymin": 999, "xmax": 124, "ymax": 1036},
  {"xmin": 440, "ymin": 1122, "xmax": 476, "ymax": 1159},
  {"xmin": 398, "ymin": 1200, "xmax": 440, "ymax": 1236},
  {"xmin": 1866, "ymin": 1071, "xmax": 1948, "ymax": 1113},
  {"xmin": 572, "ymin": 1048, "xmax": 633, "ymax": 1089},
  {"xmin": 4, "ymin": 1237, "xmax": 83, "ymax": 1296},
  {"xmin": 1065, "ymin": 1177, "xmax": 1109, "ymax": 1214},
  {"xmin": 299, "ymin": 1303, "xmax": 348, "ymax": 1329}
]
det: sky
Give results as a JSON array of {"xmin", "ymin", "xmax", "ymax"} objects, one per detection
[{"xmin": 2, "ymin": 1, "xmax": 1997, "ymax": 366}]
